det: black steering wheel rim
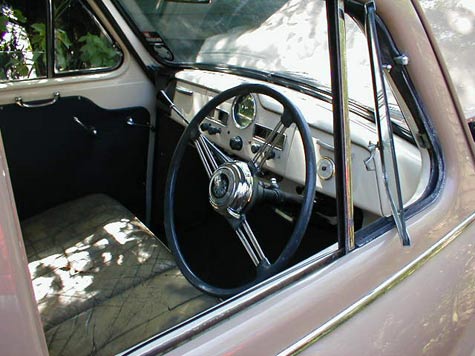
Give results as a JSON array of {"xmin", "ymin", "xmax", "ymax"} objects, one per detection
[{"xmin": 164, "ymin": 83, "xmax": 316, "ymax": 298}]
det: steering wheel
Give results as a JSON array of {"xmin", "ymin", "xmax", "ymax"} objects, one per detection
[{"xmin": 164, "ymin": 83, "xmax": 316, "ymax": 297}]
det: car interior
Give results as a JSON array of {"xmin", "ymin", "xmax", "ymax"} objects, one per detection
[{"xmin": 0, "ymin": 0, "xmax": 434, "ymax": 354}]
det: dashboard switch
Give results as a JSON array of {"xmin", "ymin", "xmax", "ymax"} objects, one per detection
[
  {"xmin": 207, "ymin": 126, "xmax": 221, "ymax": 135},
  {"xmin": 200, "ymin": 122, "xmax": 221, "ymax": 135},
  {"xmin": 230, "ymin": 136, "xmax": 243, "ymax": 151}
]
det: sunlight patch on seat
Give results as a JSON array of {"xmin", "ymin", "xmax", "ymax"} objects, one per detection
[
  {"xmin": 102, "ymin": 251, "xmax": 112, "ymax": 264},
  {"xmin": 117, "ymin": 254, "xmax": 124, "ymax": 265},
  {"xmin": 67, "ymin": 251, "xmax": 93, "ymax": 273},
  {"xmin": 32, "ymin": 276, "xmax": 56, "ymax": 300},
  {"xmin": 60, "ymin": 273, "xmax": 94, "ymax": 294},
  {"xmin": 104, "ymin": 219, "xmax": 136, "ymax": 245},
  {"xmin": 136, "ymin": 248, "xmax": 152, "ymax": 263},
  {"xmin": 64, "ymin": 234, "xmax": 95, "ymax": 255},
  {"xmin": 28, "ymin": 253, "xmax": 68, "ymax": 276},
  {"xmin": 95, "ymin": 238, "xmax": 110, "ymax": 247}
]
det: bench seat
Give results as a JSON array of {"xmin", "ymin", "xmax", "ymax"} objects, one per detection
[{"xmin": 22, "ymin": 194, "xmax": 217, "ymax": 355}]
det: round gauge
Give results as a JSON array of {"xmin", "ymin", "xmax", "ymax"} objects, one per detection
[{"xmin": 232, "ymin": 94, "xmax": 256, "ymax": 129}]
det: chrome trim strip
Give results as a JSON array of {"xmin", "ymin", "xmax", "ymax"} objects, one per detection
[
  {"xmin": 316, "ymin": 139, "xmax": 335, "ymax": 152},
  {"xmin": 253, "ymin": 123, "xmax": 286, "ymax": 151},
  {"xmin": 176, "ymin": 86, "xmax": 194, "ymax": 96},
  {"xmin": 120, "ymin": 244, "xmax": 341, "ymax": 356},
  {"xmin": 277, "ymin": 211, "xmax": 475, "ymax": 356}
]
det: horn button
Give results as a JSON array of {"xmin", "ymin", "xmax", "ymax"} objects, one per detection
[{"xmin": 209, "ymin": 161, "xmax": 254, "ymax": 219}]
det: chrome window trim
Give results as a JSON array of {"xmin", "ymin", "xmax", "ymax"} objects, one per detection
[{"xmin": 277, "ymin": 211, "xmax": 475, "ymax": 355}]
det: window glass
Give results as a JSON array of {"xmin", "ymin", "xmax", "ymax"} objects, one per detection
[
  {"xmin": 0, "ymin": 0, "xmax": 122, "ymax": 82},
  {"xmin": 53, "ymin": 0, "xmax": 122, "ymax": 73},
  {"xmin": 419, "ymin": 0, "xmax": 475, "ymax": 119},
  {"xmin": 0, "ymin": 0, "xmax": 47, "ymax": 81},
  {"xmin": 118, "ymin": 0, "xmax": 407, "ymax": 129}
]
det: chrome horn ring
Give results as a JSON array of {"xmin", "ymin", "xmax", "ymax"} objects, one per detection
[{"xmin": 209, "ymin": 161, "xmax": 254, "ymax": 219}]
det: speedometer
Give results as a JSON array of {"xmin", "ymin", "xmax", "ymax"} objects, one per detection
[{"xmin": 232, "ymin": 94, "xmax": 256, "ymax": 129}]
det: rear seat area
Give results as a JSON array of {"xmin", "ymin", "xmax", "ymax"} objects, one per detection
[{"xmin": 22, "ymin": 194, "xmax": 217, "ymax": 355}]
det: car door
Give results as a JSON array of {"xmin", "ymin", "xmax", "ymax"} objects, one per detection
[{"xmin": 0, "ymin": 0, "xmax": 156, "ymax": 220}]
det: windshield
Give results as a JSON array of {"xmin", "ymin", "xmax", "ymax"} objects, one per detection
[{"xmin": 117, "ymin": 0, "xmax": 377, "ymax": 108}]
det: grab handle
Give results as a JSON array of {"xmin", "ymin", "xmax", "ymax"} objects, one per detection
[{"xmin": 15, "ymin": 92, "xmax": 60, "ymax": 108}]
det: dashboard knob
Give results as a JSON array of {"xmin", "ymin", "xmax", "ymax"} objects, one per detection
[
  {"xmin": 317, "ymin": 157, "xmax": 335, "ymax": 180},
  {"xmin": 251, "ymin": 143, "xmax": 275, "ymax": 159},
  {"xmin": 230, "ymin": 136, "xmax": 243, "ymax": 151},
  {"xmin": 251, "ymin": 143, "xmax": 261, "ymax": 154},
  {"xmin": 266, "ymin": 150, "xmax": 276, "ymax": 160},
  {"xmin": 200, "ymin": 122, "xmax": 211, "ymax": 132}
]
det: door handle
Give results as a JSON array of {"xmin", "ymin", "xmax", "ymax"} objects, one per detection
[
  {"xmin": 15, "ymin": 92, "xmax": 60, "ymax": 108},
  {"xmin": 126, "ymin": 117, "xmax": 154, "ymax": 130},
  {"xmin": 73, "ymin": 117, "xmax": 97, "ymax": 136}
]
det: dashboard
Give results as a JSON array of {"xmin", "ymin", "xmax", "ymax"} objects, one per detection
[{"xmin": 171, "ymin": 70, "xmax": 423, "ymax": 217}]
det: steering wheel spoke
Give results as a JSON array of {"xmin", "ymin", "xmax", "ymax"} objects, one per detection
[
  {"xmin": 201, "ymin": 135, "xmax": 233, "ymax": 164},
  {"xmin": 195, "ymin": 134, "xmax": 232, "ymax": 178},
  {"xmin": 234, "ymin": 218, "xmax": 270, "ymax": 267},
  {"xmin": 250, "ymin": 120, "xmax": 287, "ymax": 172}
]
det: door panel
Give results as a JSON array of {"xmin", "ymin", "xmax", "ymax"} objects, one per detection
[
  {"xmin": 0, "ymin": 96, "xmax": 150, "ymax": 220},
  {"xmin": 0, "ymin": 0, "xmax": 157, "ymax": 221}
]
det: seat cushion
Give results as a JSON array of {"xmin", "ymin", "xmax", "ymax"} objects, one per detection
[
  {"xmin": 22, "ymin": 194, "xmax": 217, "ymax": 355},
  {"xmin": 46, "ymin": 268, "xmax": 215, "ymax": 355}
]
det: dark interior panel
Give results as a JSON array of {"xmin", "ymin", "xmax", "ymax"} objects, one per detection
[
  {"xmin": 0, "ymin": 96, "xmax": 150, "ymax": 220},
  {"xmin": 151, "ymin": 112, "xmax": 185, "ymax": 236}
]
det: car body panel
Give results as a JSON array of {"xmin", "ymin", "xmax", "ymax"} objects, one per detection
[{"xmin": 0, "ymin": 135, "xmax": 48, "ymax": 356}]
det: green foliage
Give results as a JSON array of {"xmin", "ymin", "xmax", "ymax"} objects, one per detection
[
  {"xmin": 1, "ymin": 0, "xmax": 120, "ymax": 81},
  {"xmin": 0, "ymin": 15, "xmax": 7, "ymax": 33},
  {"xmin": 55, "ymin": 28, "xmax": 72, "ymax": 70},
  {"xmin": 78, "ymin": 32, "xmax": 119, "ymax": 68},
  {"xmin": 12, "ymin": 8, "xmax": 25, "ymax": 22},
  {"xmin": 0, "ymin": 4, "xmax": 34, "ymax": 80},
  {"xmin": 30, "ymin": 22, "xmax": 46, "ymax": 71}
]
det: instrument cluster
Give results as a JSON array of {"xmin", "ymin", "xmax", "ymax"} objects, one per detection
[{"xmin": 198, "ymin": 93, "xmax": 287, "ymax": 160}]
